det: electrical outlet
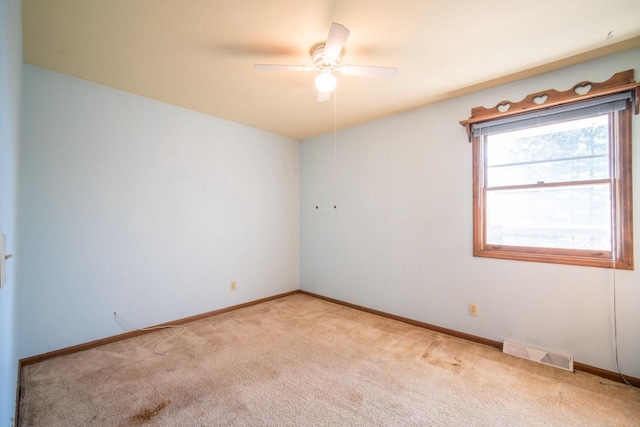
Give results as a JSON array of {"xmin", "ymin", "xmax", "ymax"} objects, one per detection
[
  {"xmin": 230, "ymin": 281, "xmax": 237, "ymax": 291},
  {"xmin": 469, "ymin": 303, "xmax": 478, "ymax": 316}
]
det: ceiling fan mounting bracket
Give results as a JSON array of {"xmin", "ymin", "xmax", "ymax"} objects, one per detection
[{"xmin": 311, "ymin": 43, "xmax": 342, "ymax": 70}]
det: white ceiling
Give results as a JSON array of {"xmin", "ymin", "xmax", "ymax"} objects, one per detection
[{"xmin": 22, "ymin": 0, "xmax": 640, "ymax": 140}]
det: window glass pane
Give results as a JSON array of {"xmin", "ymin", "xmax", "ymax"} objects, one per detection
[
  {"xmin": 486, "ymin": 184, "xmax": 611, "ymax": 250},
  {"xmin": 486, "ymin": 115, "xmax": 609, "ymax": 187}
]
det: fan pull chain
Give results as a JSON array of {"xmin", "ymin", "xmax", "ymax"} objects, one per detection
[
  {"xmin": 315, "ymin": 99, "xmax": 320, "ymax": 210},
  {"xmin": 333, "ymin": 87, "xmax": 337, "ymax": 209}
]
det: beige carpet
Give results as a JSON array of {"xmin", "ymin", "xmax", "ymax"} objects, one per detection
[{"xmin": 19, "ymin": 293, "xmax": 640, "ymax": 426}]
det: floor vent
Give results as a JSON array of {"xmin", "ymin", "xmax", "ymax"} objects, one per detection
[{"xmin": 503, "ymin": 340, "xmax": 574, "ymax": 372}]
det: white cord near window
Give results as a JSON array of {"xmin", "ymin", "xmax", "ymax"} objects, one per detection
[{"xmin": 608, "ymin": 133, "xmax": 631, "ymax": 387}]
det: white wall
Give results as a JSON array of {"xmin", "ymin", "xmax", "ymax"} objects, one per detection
[
  {"xmin": 0, "ymin": 0, "xmax": 21, "ymax": 424},
  {"xmin": 17, "ymin": 65, "xmax": 300, "ymax": 358},
  {"xmin": 301, "ymin": 47, "xmax": 640, "ymax": 377}
]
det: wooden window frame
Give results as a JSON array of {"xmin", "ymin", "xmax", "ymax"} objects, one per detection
[{"xmin": 461, "ymin": 70, "xmax": 639, "ymax": 270}]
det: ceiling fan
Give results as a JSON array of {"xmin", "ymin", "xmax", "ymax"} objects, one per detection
[{"xmin": 254, "ymin": 22, "xmax": 399, "ymax": 102}]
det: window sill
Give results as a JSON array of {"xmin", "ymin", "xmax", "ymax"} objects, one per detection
[{"xmin": 474, "ymin": 246, "xmax": 633, "ymax": 270}]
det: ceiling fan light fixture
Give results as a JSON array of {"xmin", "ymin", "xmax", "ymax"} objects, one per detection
[{"xmin": 315, "ymin": 72, "xmax": 337, "ymax": 93}]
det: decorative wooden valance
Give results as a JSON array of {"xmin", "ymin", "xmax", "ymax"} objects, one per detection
[{"xmin": 460, "ymin": 70, "xmax": 640, "ymax": 142}]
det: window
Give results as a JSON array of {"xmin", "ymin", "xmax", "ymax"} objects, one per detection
[{"xmin": 461, "ymin": 71, "xmax": 638, "ymax": 269}]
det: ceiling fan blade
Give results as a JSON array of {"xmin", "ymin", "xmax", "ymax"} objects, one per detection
[
  {"xmin": 339, "ymin": 65, "xmax": 398, "ymax": 79},
  {"xmin": 254, "ymin": 64, "xmax": 314, "ymax": 72},
  {"xmin": 317, "ymin": 91, "xmax": 331, "ymax": 102},
  {"xmin": 323, "ymin": 22, "xmax": 350, "ymax": 62}
]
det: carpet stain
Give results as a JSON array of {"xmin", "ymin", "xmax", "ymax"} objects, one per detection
[
  {"xmin": 350, "ymin": 392, "xmax": 364, "ymax": 406},
  {"xmin": 420, "ymin": 340, "xmax": 442, "ymax": 360},
  {"xmin": 427, "ymin": 356, "xmax": 463, "ymax": 372},
  {"xmin": 128, "ymin": 399, "xmax": 171, "ymax": 424},
  {"xmin": 544, "ymin": 388, "xmax": 566, "ymax": 407}
]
